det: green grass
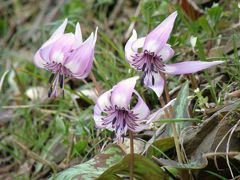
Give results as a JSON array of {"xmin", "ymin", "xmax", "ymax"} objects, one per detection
[{"xmin": 0, "ymin": 0, "xmax": 239, "ymax": 179}]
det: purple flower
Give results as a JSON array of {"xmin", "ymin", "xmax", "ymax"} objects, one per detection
[
  {"xmin": 33, "ymin": 19, "xmax": 98, "ymax": 97},
  {"xmin": 125, "ymin": 11, "xmax": 223, "ymax": 97},
  {"xmin": 94, "ymin": 77, "xmax": 149, "ymax": 140},
  {"xmin": 93, "ymin": 76, "xmax": 173, "ymax": 141}
]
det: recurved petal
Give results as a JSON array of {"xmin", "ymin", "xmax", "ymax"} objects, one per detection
[
  {"xmin": 146, "ymin": 99, "xmax": 176, "ymax": 124},
  {"xmin": 164, "ymin": 61, "xmax": 224, "ymax": 75},
  {"xmin": 49, "ymin": 19, "xmax": 68, "ymax": 42},
  {"xmin": 48, "ymin": 33, "xmax": 75, "ymax": 64},
  {"xmin": 73, "ymin": 23, "xmax": 83, "ymax": 49},
  {"xmin": 33, "ymin": 19, "xmax": 68, "ymax": 68},
  {"xmin": 125, "ymin": 29, "xmax": 138, "ymax": 62},
  {"xmin": 158, "ymin": 44, "xmax": 174, "ymax": 61},
  {"xmin": 131, "ymin": 91, "xmax": 150, "ymax": 120},
  {"xmin": 96, "ymin": 90, "xmax": 112, "ymax": 112},
  {"xmin": 33, "ymin": 50, "xmax": 48, "ymax": 68},
  {"xmin": 94, "ymin": 90, "xmax": 112, "ymax": 128},
  {"xmin": 143, "ymin": 72, "xmax": 164, "ymax": 97},
  {"xmin": 111, "ymin": 76, "xmax": 139, "ymax": 109},
  {"xmin": 42, "ymin": 19, "xmax": 68, "ymax": 49},
  {"xmin": 64, "ymin": 31, "xmax": 96, "ymax": 78},
  {"xmin": 143, "ymin": 11, "xmax": 177, "ymax": 54},
  {"xmin": 132, "ymin": 37, "xmax": 146, "ymax": 51}
]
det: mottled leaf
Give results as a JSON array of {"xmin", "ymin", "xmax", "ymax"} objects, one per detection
[
  {"xmin": 98, "ymin": 154, "xmax": 166, "ymax": 180},
  {"xmin": 173, "ymin": 81, "xmax": 190, "ymax": 133},
  {"xmin": 156, "ymin": 157, "xmax": 208, "ymax": 170},
  {"xmin": 54, "ymin": 145, "xmax": 125, "ymax": 180},
  {"xmin": 147, "ymin": 137, "xmax": 175, "ymax": 158}
]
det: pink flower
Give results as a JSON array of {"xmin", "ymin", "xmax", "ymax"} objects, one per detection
[
  {"xmin": 34, "ymin": 19, "xmax": 98, "ymax": 97},
  {"xmin": 94, "ymin": 76, "xmax": 172, "ymax": 141},
  {"xmin": 125, "ymin": 11, "xmax": 223, "ymax": 97}
]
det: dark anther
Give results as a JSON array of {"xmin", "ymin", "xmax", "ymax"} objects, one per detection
[
  {"xmin": 123, "ymin": 119, "xmax": 126, "ymax": 128},
  {"xmin": 152, "ymin": 75, "xmax": 155, "ymax": 85},
  {"xmin": 48, "ymin": 86, "xmax": 53, "ymax": 98},
  {"xmin": 140, "ymin": 71, "xmax": 147, "ymax": 86},
  {"xmin": 142, "ymin": 63, "xmax": 147, "ymax": 71},
  {"xmin": 112, "ymin": 117, "xmax": 117, "ymax": 125},
  {"xmin": 48, "ymin": 73, "xmax": 55, "ymax": 84},
  {"xmin": 151, "ymin": 63, "xmax": 154, "ymax": 71},
  {"xmin": 59, "ymin": 74, "xmax": 64, "ymax": 89}
]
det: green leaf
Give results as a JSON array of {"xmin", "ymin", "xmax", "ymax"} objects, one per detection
[
  {"xmin": 206, "ymin": 3, "xmax": 223, "ymax": 29},
  {"xmin": 174, "ymin": 81, "xmax": 189, "ymax": 119},
  {"xmin": 147, "ymin": 137, "xmax": 175, "ymax": 158},
  {"xmin": 98, "ymin": 154, "xmax": 166, "ymax": 180},
  {"xmin": 173, "ymin": 81, "xmax": 190, "ymax": 133},
  {"xmin": 154, "ymin": 118, "xmax": 202, "ymax": 123},
  {"xmin": 157, "ymin": 157, "xmax": 208, "ymax": 170},
  {"xmin": 54, "ymin": 145, "xmax": 125, "ymax": 180},
  {"xmin": 73, "ymin": 140, "xmax": 88, "ymax": 155}
]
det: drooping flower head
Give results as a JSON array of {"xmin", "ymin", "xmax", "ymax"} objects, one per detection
[
  {"xmin": 34, "ymin": 19, "xmax": 98, "ymax": 97},
  {"xmin": 94, "ymin": 77, "xmax": 150, "ymax": 141},
  {"xmin": 125, "ymin": 11, "xmax": 223, "ymax": 97}
]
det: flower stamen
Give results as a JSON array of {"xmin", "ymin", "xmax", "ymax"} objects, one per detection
[
  {"xmin": 132, "ymin": 50, "xmax": 165, "ymax": 86},
  {"xmin": 44, "ymin": 62, "xmax": 72, "ymax": 97}
]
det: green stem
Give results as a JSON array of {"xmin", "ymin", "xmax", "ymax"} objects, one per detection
[
  {"xmin": 129, "ymin": 131, "xmax": 134, "ymax": 180},
  {"xmin": 161, "ymin": 73, "xmax": 183, "ymax": 163}
]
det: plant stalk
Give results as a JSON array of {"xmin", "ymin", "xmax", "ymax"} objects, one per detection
[
  {"xmin": 89, "ymin": 72, "xmax": 101, "ymax": 96},
  {"xmin": 161, "ymin": 73, "xmax": 183, "ymax": 163},
  {"xmin": 129, "ymin": 131, "xmax": 134, "ymax": 180}
]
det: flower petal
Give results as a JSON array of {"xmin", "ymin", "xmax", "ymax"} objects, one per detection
[
  {"xmin": 164, "ymin": 61, "xmax": 224, "ymax": 75},
  {"xmin": 73, "ymin": 23, "xmax": 83, "ymax": 49},
  {"xmin": 131, "ymin": 91, "xmax": 150, "ymax": 120},
  {"xmin": 49, "ymin": 18, "xmax": 68, "ymax": 42},
  {"xmin": 43, "ymin": 33, "xmax": 74, "ymax": 64},
  {"xmin": 34, "ymin": 50, "xmax": 48, "ymax": 68},
  {"xmin": 64, "ymin": 27, "xmax": 98, "ymax": 78},
  {"xmin": 33, "ymin": 19, "xmax": 68, "ymax": 68},
  {"xmin": 125, "ymin": 29, "xmax": 138, "ymax": 62},
  {"xmin": 143, "ymin": 72, "xmax": 164, "ymax": 97},
  {"xmin": 96, "ymin": 90, "xmax": 112, "ymax": 112},
  {"xmin": 94, "ymin": 90, "xmax": 112, "ymax": 128},
  {"xmin": 132, "ymin": 37, "xmax": 145, "ymax": 51},
  {"xmin": 146, "ymin": 99, "xmax": 176, "ymax": 124},
  {"xmin": 158, "ymin": 44, "xmax": 174, "ymax": 61},
  {"xmin": 111, "ymin": 76, "xmax": 139, "ymax": 109},
  {"xmin": 143, "ymin": 11, "xmax": 177, "ymax": 54}
]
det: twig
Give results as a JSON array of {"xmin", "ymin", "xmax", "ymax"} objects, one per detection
[
  {"xmin": 226, "ymin": 120, "xmax": 240, "ymax": 179},
  {"xmin": 124, "ymin": 2, "xmax": 141, "ymax": 39},
  {"xmin": 109, "ymin": 0, "xmax": 124, "ymax": 26},
  {"xmin": 6, "ymin": 137, "xmax": 58, "ymax": 174},
  {"xmin": 214, "ymin": 111, "xmax": 233, "ymax": 170},
  {"xmin": 203, "ymin": 151, "xmax": 240, "ymax": 158},
  {"xmin": 187, "ymin": 74, "xmax": 198, "ymax": 89}
]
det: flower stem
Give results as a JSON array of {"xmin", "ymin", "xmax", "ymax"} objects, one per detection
[
  {"xmin": 160, "ymin": 73, "xmax": 183, "ymax": 163},
  {"xmin": 89, "ymin": 72, "xmax": 101, "ymax": 96},
  {"xmin": 129, "ymin": 131, "xmax": 134, "ymax": 180}
]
